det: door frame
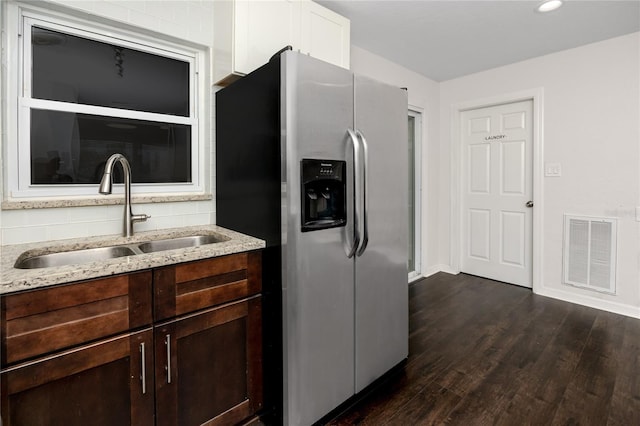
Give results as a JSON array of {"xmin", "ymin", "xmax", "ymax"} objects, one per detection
[
  {"xmin": 450, "ymin": 88, "xmax": 544, "ymax": 293},
  {"xmin": 408, "ymin": 106, "xmax": 423, "ymax": 282}
]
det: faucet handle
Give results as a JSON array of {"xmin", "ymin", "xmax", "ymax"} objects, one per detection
[{"xmin": 132, "ymin": 213, "xmax": 151, "ymax": 224}]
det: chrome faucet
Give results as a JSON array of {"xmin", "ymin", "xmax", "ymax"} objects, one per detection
[{"xmin": 99, "ymin": 153, "xmax": 150, "ymax": 237}]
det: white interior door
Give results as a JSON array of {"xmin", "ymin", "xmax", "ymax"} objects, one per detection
[{"xmin": 461, "ymin": 100, "xmax": 533, "ymax": 288}]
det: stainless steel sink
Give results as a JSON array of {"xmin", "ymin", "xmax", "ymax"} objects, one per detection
[
  {"xmin": 137, "ymin": 235, "xmax": 228, "ymax": 253},
  {"xmin": 15, "ymin": 245, "xmax": 137, "ymax": 269},
  {"xmin": 14, "ymin": 234, "xmax": 229, "ymax": 269}
]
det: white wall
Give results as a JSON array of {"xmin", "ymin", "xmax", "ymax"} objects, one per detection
[
  {"xmin": 439, "ymin": 32, "xmax": 640, "ymax": 317},
  {"xmin": 349, "ymin": 46, "xmax": 442, "ymax": 276},
  {"xmin": 0, "ymin": 0, "xmax": 216, "ymax": 244}
]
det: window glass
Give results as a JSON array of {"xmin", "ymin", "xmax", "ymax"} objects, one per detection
[
  {"xmin": 30, "ymin": 110, "xmax": 192, "ymax": 184},
  {"xmin": 31, "ymin": 26, "xmax": 190, "ymax": 117},
  {"xmin": 7, "ymin": 9, "xmax": 203, "ymax": 199}
]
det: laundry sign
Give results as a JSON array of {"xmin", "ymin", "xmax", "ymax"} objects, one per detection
[{"xmin": 485, "ymin": 134, "xmax": 507, "ymax": 141}]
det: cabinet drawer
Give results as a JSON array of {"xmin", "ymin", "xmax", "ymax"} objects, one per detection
[
  {"xmin": 154, "ymin": 251, "xmax": 262, "ymax": 321},
  {"xmin": 1, "ymin": 271, "xmax": 152, "ymax": 366}
]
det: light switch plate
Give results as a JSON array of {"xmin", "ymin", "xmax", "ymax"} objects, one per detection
[{"xmin": 545, "ymin": 162, "xmax": 562, "ymax": 177}]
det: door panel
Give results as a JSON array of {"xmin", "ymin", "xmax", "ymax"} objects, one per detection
[
  {"xmin": 461, "ymin": 100, "xmax": 533, "ymax": 287},
  {"xmin": 503, "ymin": 110, "xmax": 526, "ymax": 130},
  {"xmin": 501, "ymin": 141, "xmax": 526, "ymax": 194},
  {"xmin": 469, "ymin": 144, "xmax": 490, "ymax": 193},
  {"xmin": 469, "ymin": 208, "xmax": 491, "ymax": 260},
  {"xmin": 353, "ymin": 74, "xmax": 409, "ymax": 392},
  {"xmin": 501, "ymin": 211, "xmax": 526, "ymax": 266}
]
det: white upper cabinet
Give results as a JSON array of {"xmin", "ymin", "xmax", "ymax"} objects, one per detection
[
  {"xmin": 300, "ymin": 1, "xmax": 350, "ymax": 70},
  {"xmin": 213, "ymin": 0, "xmax": 301, "ymax": 86},
  {"xmin": 213, "ymin": 0, "xmax": 350, "ymax": 86}
]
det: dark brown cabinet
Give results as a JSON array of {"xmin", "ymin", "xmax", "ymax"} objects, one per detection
[
  {"xmin": 154, "ymin": 251, "xmax": 262, "ymax": 321},
  {"xmin": 1, "ymin": 329, "xmax": 155, "ymax": 426},
  {"xmin": 1, "ymin": 271, "xmax": 153, "ymax": 366},
  {"xmin": 1, "ymin": 251, "xmax": 262, "ymax": 426},
  {"xmin": 155, "ymin": 296, "xmax": 262, "ymax": 426}
]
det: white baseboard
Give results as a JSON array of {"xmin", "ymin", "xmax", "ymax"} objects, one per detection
[
  {"xmin": 422, "ymin": 264, "xmax": 458, "ymax": 278},
  {"xmin": 534, "ymin": 286, "xmax": 640, "ymax": 319},
  {"xmin": 417, "ymin": 266, "xmax": 640, "ymax": 319}
]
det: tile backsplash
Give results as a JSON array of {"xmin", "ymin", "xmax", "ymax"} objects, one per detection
[{"xmin": 1, "ymin": 200, "xmax": 215, "ymax": 245}]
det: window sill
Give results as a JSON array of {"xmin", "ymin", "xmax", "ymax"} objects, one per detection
[{"xmin": 1, "ymin": 193, "xmax": 212, "ymax": 210}]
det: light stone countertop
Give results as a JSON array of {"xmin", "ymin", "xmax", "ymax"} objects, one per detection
[{"xmin": 0, "ymin": 225, "xmax": 265, "ymax": 295}]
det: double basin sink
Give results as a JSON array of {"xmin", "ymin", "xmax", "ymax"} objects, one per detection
[{"xmin": 15, "ymin": 235, "xmax": 228, "ymax": 269}]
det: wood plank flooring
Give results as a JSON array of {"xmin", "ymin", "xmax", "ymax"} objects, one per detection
[{"xmin": 326, "ymin": 273, "xmax": 640, "ymax": 425}]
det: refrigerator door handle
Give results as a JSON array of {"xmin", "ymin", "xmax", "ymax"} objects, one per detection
[
  {"xmin": 355, "ymin": 130, "xmax": 369, "ymax": 256},
  {"xmin": 346, "ymin": 129, "xmax": 361, "ymax": 258}
]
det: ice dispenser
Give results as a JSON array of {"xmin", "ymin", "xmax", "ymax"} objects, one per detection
[{"xmin": 301, "ymin": 159, "xmax": 346, "ymax": 232}]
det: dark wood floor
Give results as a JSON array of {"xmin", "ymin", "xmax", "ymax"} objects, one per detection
[{"xmin": 326, "ymin": 272, "xmax": 640, "ymax": 425}]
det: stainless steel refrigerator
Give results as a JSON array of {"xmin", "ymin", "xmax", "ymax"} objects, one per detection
[{"xmin": 216, "ymin": 50, "xmax": 408, "ymax": 425}]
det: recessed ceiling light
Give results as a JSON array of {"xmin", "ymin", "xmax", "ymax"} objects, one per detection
[{"xmin": 536, "ymin": 0, "xmax": 563, "ymax": 13}]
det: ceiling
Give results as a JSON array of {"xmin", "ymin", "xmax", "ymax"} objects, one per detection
[{"xmin": 316, "ymin": 0, "xmax": 640, "ymax": 82}]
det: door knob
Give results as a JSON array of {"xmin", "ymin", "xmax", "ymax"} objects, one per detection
[{"xmin": 526, "ymin": 201, "xmax": 534, "ymax": 208}]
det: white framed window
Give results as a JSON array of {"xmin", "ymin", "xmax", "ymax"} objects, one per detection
[
  {"xmin": 4, "ymin": 4, "xmax": 206, "ymax": 199},
  {"xmin": 408, "ymin": 109, "xmax": 422, "ymax": 281}
]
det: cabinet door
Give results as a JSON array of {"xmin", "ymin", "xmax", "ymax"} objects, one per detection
[
  {"xmin": 214, "ymin": 0, "xmax": 301, "ymax": 84},
  {"xmin": 155, "ymin": 297, "xmax": 263, "ymax": 426},
  {"xmin": 1, "ymin": 329, "xmax": 154, "ymax": 426},
  {"xmin": 300, "ymin": 1, "xmax": 350, "ymax": 69},
  {"xmin": 235, "ymin": 0, "xmax": 301, "ymax": 73}
]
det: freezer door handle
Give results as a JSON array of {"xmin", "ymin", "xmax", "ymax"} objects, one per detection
[
  {"xmin": 347, "ymin": 129, "xmax": 361, "ymax": 258},
  {"xmin": 355, "ymin": 129, "xmax": 369, "ymax": 256}
]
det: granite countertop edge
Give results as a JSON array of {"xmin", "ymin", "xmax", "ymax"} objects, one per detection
[{"xmin": 0, "ymin": 225, "xmax": 265, "ymax": 295}]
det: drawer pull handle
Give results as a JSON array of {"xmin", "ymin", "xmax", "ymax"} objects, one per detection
[
  {"xmin": 140, "ymin": 342, "xmax": 146, "ymax": 394},
  {"xmin": 165, "ymin": 334, "xmax": 172, "ymax": 384}
]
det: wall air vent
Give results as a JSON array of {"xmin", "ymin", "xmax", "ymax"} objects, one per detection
[{"xmin": 563, "ymin": 215, "xmax": 617, "ymax": 294}]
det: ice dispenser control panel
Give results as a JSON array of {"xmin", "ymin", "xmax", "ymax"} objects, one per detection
[{"xmin": 301, "ymin": 159, "xmax": 346, "ymax": 232}]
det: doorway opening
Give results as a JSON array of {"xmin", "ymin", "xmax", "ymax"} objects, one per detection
[{"xmin": 408, "ymin": 109, "xmax": 422, "ymax": 281}]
